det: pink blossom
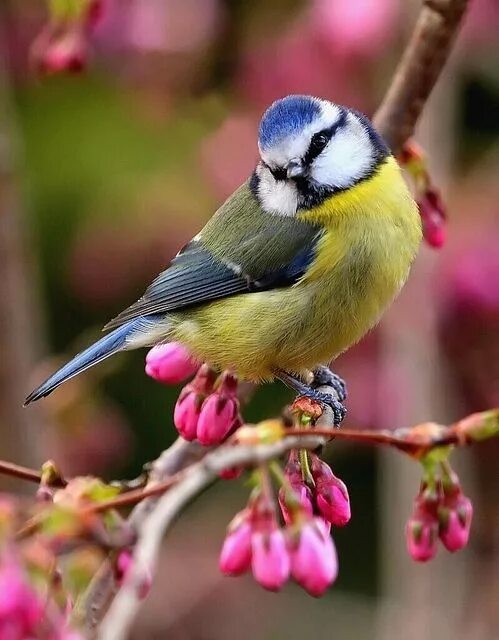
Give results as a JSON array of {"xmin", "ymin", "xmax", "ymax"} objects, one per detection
[
  {"xmin": 251, "ymin": 529, "xmax": 290, "ymax": 592},
  {"xmin": 219, "ymin": 520, "xmax": 253, "ymax": 576},
  {"xmin": 312, "ymin": 458, "xmax": 351, "ymax": 526},
  {"xmin": 32, "ymin": 27, "xmax": 88, "ymax": 74},
  {"xmin": 405, "ymin": 517, "xmax": 438, "ymax": 562},
  {"xmin": 115, "ymin": 550, "xmax": 151, "ymax": 599},
  {"xmin": 173, "ymin": 365, "xmax": 217, "ymax": 440},
  {"xmin": 115, "ymin": 549, "xmax": 133, "ymax": 584},
  {"xmin": 418, "ymin": 189, "xmax": 447, "ymax": 248},
  {"xmin": 0, "ymin": 553, "xmax": 44, "ymax": 635},
  {"xmin": 196, "ymin": 373, "xmax": 240, "ymax": 446},
  {"xmin": 438, "ymin": 496, "xmax": 473, "ymax": 552},
  {"xmin": 311, "ymin": 0, "xmax": 398, "ymax": 58},
  {"xmin": 278, "ymin": 484, "xmax": 314, "ymax": 525},
  {"xmin": 218, "ymin": 466, "xmax": 243, "ymax": 480},
  {"xmin": 173, "ymin": 390, "xmax": 202, "ymax": 441},
  {"xmin": 291, "ymin": 518, "xmax": 338, "ymax": 597},
  {"xmin": 145, "ymin": 343, "xmax": 198, "ymax": 384}
]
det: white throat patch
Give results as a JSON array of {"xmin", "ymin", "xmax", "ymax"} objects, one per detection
[{"xmin": 255, "ymin": 163, "xmax": 298, "ymax": 216}]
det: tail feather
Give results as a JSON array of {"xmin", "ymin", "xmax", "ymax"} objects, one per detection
[{"xmin": 24, "ymin": 321, "xmax": 139, "ymax": 405}]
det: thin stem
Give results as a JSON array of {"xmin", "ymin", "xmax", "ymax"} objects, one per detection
[{"xmin": 0, "ymin": 460, "xmax": 43, "ymax": 484}]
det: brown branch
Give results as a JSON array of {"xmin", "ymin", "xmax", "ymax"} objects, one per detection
[
  {"xmin": 373, "ymin": 0, "xmax": 469, "ymax": 152},
  {"xmin": 0, "ymin": 459, "xmax": 42, "ymax": 484},
  {"xmin": 98, "ymin": 432, "xmax": 326, "ymax": 640}
]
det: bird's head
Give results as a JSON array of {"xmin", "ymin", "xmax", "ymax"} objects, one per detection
[{"xmin": 253, "ymin": 95, "xmax": 389, "ymax": 215}]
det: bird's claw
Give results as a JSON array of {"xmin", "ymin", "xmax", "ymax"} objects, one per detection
[
  {"xmin": 301, "ymin": 388, "xmax": 347, "ymax": 427},
  {"xmin": 312, "ymin": 365, "xmax": 348, "ymax": 402}
]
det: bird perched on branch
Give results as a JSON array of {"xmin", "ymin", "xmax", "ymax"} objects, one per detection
[{"xmin": 25, "ymin": 95, "xmax": 422, "ymax": 423}]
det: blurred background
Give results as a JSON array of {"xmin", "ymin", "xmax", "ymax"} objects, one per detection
[{"xmin": 0, "ymin": 0, "xmax": 498, "ymax": 638}]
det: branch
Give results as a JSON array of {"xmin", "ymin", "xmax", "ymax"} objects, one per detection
[
  {"xmin": 373, "ymin": 0, "xmax": 468, "ymax": 152},
  {"xmin": 0, "ymin": 460, "xmax": 42, "ymax": 484},
  {"xmin": 98, "ymin": 433, "xmax": 325, "ymax": 640}
]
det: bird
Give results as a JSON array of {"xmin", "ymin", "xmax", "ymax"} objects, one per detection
[{"xmin": 25, "ymin": 95, "xmax": 422, "ymax": 423}]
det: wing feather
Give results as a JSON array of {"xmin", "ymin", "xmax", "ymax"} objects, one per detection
[{"xmin": 104, "ymin": 181, "xmax": 321, "ymax": 331}]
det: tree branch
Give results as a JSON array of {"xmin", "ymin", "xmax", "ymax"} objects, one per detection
[
  {"xmin": 98, "ymin": 433, "xmax": 325, "ymax": 640},
  {"xmin": 373, "ymin": 0, "xmax": 468, "ymax": 152}
]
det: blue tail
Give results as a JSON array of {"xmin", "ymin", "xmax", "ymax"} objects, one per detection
[{"xmin": 24, "ymin": 321, "xmax": 141, "ymax": 405}]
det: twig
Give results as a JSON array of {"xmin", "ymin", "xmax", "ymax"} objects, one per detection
[
  {"xmin": 98, "ymin": 433, "xmax": 325, "ymax": 640},
  {"xmin": 0, "ymin": 459, "xmax": 42, "ymax": 484},
  {"xmin": 373, "ymin": 0, "xmax": 469, "ymax": 152}
]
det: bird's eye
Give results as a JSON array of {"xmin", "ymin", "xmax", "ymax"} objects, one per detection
[{"xmin": 309, "ymin": 132, "xmax": 330, "ymax": 154}]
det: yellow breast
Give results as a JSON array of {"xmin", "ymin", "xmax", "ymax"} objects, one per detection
[{"xmin": 170, "ymin": 157, "xmax": 422, "ymax": 380}]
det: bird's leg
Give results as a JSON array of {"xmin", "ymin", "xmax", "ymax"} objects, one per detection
[
  {"xmin": 311, "ymin": 365, "xmax": 347, "ymax": 403},
  {"xmin": 274, "ymin": 369, "xmax": 346, "ymax": 427}
]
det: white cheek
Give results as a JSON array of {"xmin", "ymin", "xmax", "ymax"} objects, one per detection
[
  {"xmin": 257, "ymin": 171, "xmax": 298, "ymax": 216},
  {"xmin": 311, "ymin": 119, "xmax": 375, "ymax": 189}
]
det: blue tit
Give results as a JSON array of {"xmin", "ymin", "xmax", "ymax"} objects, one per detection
[{"xmin": 25, "ymin": 95, "xmax": 422, "ymax": 421}]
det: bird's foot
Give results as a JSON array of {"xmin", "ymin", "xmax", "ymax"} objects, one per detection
[
  {"xmin": 312, "ymin": 365, "xmax": 347, "ymax": 402},
  {"xmin": 300, "ymin": 387, "xmax": 346, "ymax": 427},
  {"xmin": 274, "ymin": 369, "xmax": 346, "ymax": 428}
]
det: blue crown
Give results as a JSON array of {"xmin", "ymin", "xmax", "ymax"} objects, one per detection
[{"xmin": 259, "ymin": 95, "xmax": 321, "ymax": 150}]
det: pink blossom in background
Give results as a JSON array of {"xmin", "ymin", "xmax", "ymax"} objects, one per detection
[
  {"xmin": 239, "ymin": 22, "xmax": 367, "ymax": 111},
  {"xmin": 311, "ymin": 0, "xmax": 398, "ymax": 57},
  {"xmin": 199, "ymin": 115, "xmax": 259, "ymax": 200},
  {"xmin": 0, "ymin": 553, "xmax": 44, "ymax": 637},
  {"xmin": 97, "ymin": 0, "xmax": 223, "ymax": 54},
  {"xmin": 446, "ymin": 239, "xmax": 499, "ymax": 313},
  {"xmin": 461, "ymin": 0, "xmax": 499, "ymax": 47}
]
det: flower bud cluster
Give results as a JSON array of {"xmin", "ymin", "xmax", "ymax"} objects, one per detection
[
  {"xmin": 145, "ymin": 346, "xmax": 243, "ymax": 447},
  {"xmin": 174, "ymin": 368, "xmax": 242, "ymax": 445},
  {"xmin": 406, "ymin": 469, "xmax": 473, "ymax": 562},
  {"xmin": 219, "ymin": 489, "xmax": 338, "ymax": 597},
  {"xmin": 278, "ymin": 451, "xmax": 351, "ymax": 528}
]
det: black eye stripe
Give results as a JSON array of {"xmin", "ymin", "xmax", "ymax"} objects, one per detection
[{"xmin": 304, "ymin": 108, "xmax": 347, "ymax": 165}]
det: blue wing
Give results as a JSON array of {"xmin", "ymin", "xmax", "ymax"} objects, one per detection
[{"xmin": 104, "ymin": 234, "xmax": 319, "ymax": 330}]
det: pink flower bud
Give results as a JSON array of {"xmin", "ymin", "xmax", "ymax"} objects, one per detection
[
  {"xmin": 173, "ymin": 390, "xmax": 202, "ymax": 441},
  {"xmin": 145, "ymin": 343, "xmax": 198, "ymax": 384},
  {"xmin": 32, "ymin": 28, "xmax": 88, "ymax": 75},
  {"xmin": 115, "ymin": 550, "xmax": 151, "ymax": 599},
  {"xmin": 115, "ymin": 549, "xmax": 133, "ymax": 585},
  {"xmin": 278, "ymin": 484, "xmax": 314, "ymax": 525},
  {"xmin": 438, "ymin": 496, "xmax": 473, "ymax": 552},
  {"xmin": 0, "ymin": 553, "xmax": 44, "ymax": 633},
  {"xmin": 251, "ymin": 529, "xmax": 290, "ymax": 591},
  {"xmin": 196, "ymin": 373, "xmax": 241, "ymax": 446},
  {"xmin": 173, "ymin": 366, "xmax": 217, "ymax": 440},
  {"xmin": 291, "ymin": 518, "xmax": 338, "ymax": 597},
  {"xmin": 218, "ymin": 466, "xmax": 243, "ymax": 480},
  {"xmin": 219, "ymin": 519, "xmax": 253, "ymax": 576},
  {"xmin": 405, "ymin": 517, "xmax": 438, "ymax": 562},
  {"xmin": 418, "ymin": 189, "xmax": 446, "ymax": 248},
  {"xmin": 311, "ymin": 458, "xmax": 351, "ymax": 527}
]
